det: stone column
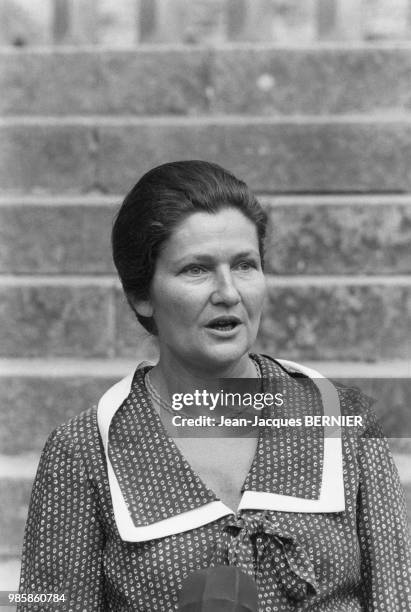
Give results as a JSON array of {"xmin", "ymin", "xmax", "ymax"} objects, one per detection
[
  {"xmin": 53, "ymin": 0, "xmax": 98, "ymax": 44},
  {"xmin": 138, "ymin": 0, "xmax": 184, "ymax": 43},
  {"xmin": 336, "ymin": 0, "xmax": 363, "ymax": 40},
  {"xmin": 226, "ymin": 0, "xmax": 273, "ymax": 42},
  {"xmin": 317, "ymin": 0, "xmax": 363, "ymax": 41}
]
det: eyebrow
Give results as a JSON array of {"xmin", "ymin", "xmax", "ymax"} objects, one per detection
[{"xmin": 174, "ymin": 250, "xmax": 260, "ymax": 266}]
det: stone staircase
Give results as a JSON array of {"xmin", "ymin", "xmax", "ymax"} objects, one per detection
[{"xmin": 1, "ymin": 44, "xmax": 411, "ymax": 591}]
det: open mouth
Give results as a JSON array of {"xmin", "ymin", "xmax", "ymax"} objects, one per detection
[{"xmin": 206, "ymin": 316, "xmax": 241, "ymax": 332}]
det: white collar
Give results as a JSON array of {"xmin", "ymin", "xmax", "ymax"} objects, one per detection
[{"xmin": 97, "ymin": 358, "xmax": 345, "ymax": 542}]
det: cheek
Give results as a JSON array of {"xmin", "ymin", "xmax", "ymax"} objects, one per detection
[{"xmin": 153, "ymin": 283, "xmax": 206, "ymax": 322}]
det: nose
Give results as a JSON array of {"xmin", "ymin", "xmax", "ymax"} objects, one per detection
[{"xmin": 210, "ymin": 268, "xmax": 241, "ymax": 306}]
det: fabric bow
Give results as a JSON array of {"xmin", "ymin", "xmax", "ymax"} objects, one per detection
[{"xmin": 213, "ymin": 512, "xmax": 319, "ymax": 602}]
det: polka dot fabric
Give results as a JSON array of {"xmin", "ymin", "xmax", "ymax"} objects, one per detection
[
  {"xmin": 18, "ymin": 355, "xmax": 411, "ymax": 611},
  {"xmin": 108, "ymin": 369, "xmax": 216, "ymax": 526}
]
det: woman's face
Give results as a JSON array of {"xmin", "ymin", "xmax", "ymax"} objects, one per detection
[{"xmin": 135, "ymin": 208, "xmax": 267, "ymax": 374}]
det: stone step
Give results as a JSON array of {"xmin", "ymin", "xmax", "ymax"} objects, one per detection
[
  {"xmin": 260, "ymin": 277, "xmax": 411, "ymax": 362},
  {"xmin": 0, "ymin": 478, "xmax": 32, "ymax": 557},
  {"xmin": 2, "ymin": 46, "xmax": 411, "ymax": 116},
  {"xmin": 0, "ymin": 375, "xmax": 119, "ymax": 455},
  {"xmin": 0, "ymin": 276, "xmax": 410, "ymax": 361},
  {"xmin": 1, "ymin": 194, "xmax": 410, "ymax": 275},
  {"xmin": 1, "ymin": 455, "xmax": 410, "ymax": 557},
  {"xmin": 3, "ymin": 116, "xmax": 411, "ymax": 192},
  {"xmin": 0, "ymin": 556, "xmax": 20, "ymax": 604}
]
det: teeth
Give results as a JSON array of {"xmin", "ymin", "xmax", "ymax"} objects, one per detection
[{"xmin": 211, "ymin": 321, "xmax": 236, "ymax": 330}]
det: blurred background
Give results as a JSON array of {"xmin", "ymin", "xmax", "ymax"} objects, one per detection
[{"xmin": 0, "ymin": 0, "xmax": 411, "ymax": 595}]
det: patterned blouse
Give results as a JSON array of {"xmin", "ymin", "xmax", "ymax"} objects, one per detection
[{"xmin": 18, "ymin": 355, "xmax": 410, "ymax": 611}]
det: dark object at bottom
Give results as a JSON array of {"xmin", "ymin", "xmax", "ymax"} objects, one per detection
[{"xmin": 178, "ymin": 565, "xmax": 258, "ymax": 612}]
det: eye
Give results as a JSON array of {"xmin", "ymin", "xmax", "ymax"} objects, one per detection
[
  {"xmin": 181, "ymin": 265, "xmax": 207, "ymax": 276},
  {"xmin": 235, "ymin": 260, "xmax": 257, "ymax": 272}
]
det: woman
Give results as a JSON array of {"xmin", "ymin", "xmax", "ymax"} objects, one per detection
[{"xmin": 18, "ymin": 161, "xmax": 410, "ymax": 611}]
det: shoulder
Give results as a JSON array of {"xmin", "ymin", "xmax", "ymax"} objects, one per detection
[
  {"xmin": 51, "ymin": 405, "xmax": 99, "ymax": 446},
  {"xmin": 255, "ymin": 353, "xmax": 380, "ymax": 436},
  {"xmin": 40, "ymin": 406, "xmax": 104, "ymax": 476},
  {"xmin": 332, "ymin": 382, "xmax": 382, "ymax": 437}
]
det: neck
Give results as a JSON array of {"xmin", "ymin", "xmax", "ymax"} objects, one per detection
[{"xmin": 150, "ymin": 352, "xmax": 257, "ymax": 409}]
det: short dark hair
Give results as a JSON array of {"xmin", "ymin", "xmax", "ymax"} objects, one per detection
[{"xmin": 112, "ymin": 160, "xmax": 267, "ymax": 333}]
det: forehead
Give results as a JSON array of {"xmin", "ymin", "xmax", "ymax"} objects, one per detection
[{"xmin": 162, "ymin": 208, "xmax": 259, "ymax": 256}]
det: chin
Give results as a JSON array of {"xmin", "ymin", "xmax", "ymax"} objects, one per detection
[{"xmin": 202, "ymin": 343, "xmax": 250, "ymax": 368}]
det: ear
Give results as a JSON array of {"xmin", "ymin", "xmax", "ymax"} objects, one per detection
[{"xmin": 131, "ymin": 298, "xmax": 154, "ymax": 318}]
